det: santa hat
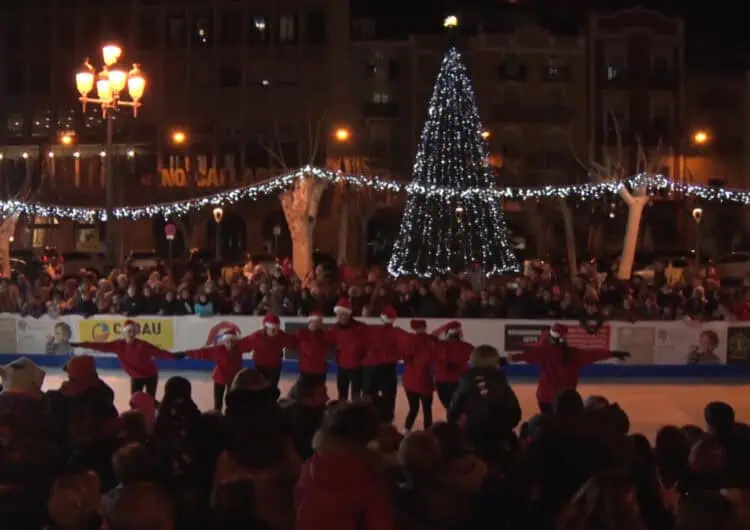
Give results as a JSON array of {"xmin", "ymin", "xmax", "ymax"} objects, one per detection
[
  {"xmin": 217, "ymin": 328, "xmax": 239, "ymax": 343},
  {"xmin": 308, "ymin": 311, "xmax": 323, "ymax": 323},
  {"xmin": 121, "ymin": 320, "xmax": 138, "ymax": 333},
  {"xmin": 410, "ymin": 319, "xmax": 427, "ymax": 332},
  {"xmin": 549, "ymin": 323, "xmax": 568, "ymax": 338},
  {"xmin": 380, "ymin": 305, "xmax": 397, "ymax": 324},
  {"xmin": 0, "ymin": 357, "xmax": 46, "ymax": 396},
  {"xmin": 446, "ymin": 321, "xmax": 463, "ymax": 338},
  {"xmin": 263, "ymin": 314, "xmax": 280, "ymax": 329},
  {"xmin": 333, "ymin": 298, "xmax": 352, "ymax": 315}
]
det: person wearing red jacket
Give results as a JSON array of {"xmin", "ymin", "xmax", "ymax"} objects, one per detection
[
  {"xmin": 431, "ymin": 321, "xmax": 474, "ymax": 411},
  {"xmin": 361, "ymin": 305, "xmax": 408, "ymax": 420},
  {"xmin": 72, "ymin": 319, "xmax": 175, "ymax": 397},
  {"xmin": 288, "ymin": 311, "xmax": 330, "ymax": 386},
  {"xmin": 174, "ymin": 327, "xmax": 243, "ymax": 411},
  {"xmin": 324, "ymin": 298, "xmax": 368, "ymax": 400},
  {"xmin": 237, "ymin": 314, "xmax": 296, "ymax": 388},
  {"xmin": 509, "ymin": 323, "xmax": 630, "ymax": 413},
  {"xmin": 401, "ymin": 319, "xmax": 438, "ymax": 432}
]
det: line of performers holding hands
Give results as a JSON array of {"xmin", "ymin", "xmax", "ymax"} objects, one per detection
[{"xmin": 70, "ymin": 297, "xmax": 630, "ymax": 430}]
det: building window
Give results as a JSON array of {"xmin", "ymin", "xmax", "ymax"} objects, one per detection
[
  {"xmin": 7, "ymin": 113, "xmax": 24, "ymax": 137},
  {"xmin": 365, "ymin": 63, "xmax": 377, "ymax": 78},
  {"xmin": 31, "ymin": 110, "xmax": 53, "ymax": 137},
  {"xmin": 58, "ymin": 17, "xmax": 76, "ymax": 52},
  {"xmin": 31, "ymin": 217, "xmax": 60, "ymax": 249},
  {"xmin": 373, "ymin": 92, "xmax": 390, "ymax": 104},
  {"xmin": 389, "ymin": 59, "xmax": 400, "ymax": 80},
  {"xmin": 306, "ymin": 10, "xmax": 326, "ymax": 44},
  {"xmin": 220, "ymin": 11, "xmax": 242, "ymax": 46},
  {"xmin": 56, "ymin": 109, "xmax": 76, "ymax": 132},
  {"xmin": 249, "ymin": 15, "xmax": 268, "ymax": 44},
  {"xmin": 166, "ymin": 16, "xmax": 185, "ymax": 48},
  {"xmin": 4, "ymin": 24, "xmax": 23, "ymax": 52},
  {"xmin": 165, "ymin": 62, "xmax": 187, "ymax": 86},
  {"xmin": 497, "ymin": 57, "xmax": 527, "ymax": 81},
  {"xmin": 5, "ymin": 62, "xmax": 25, "ymax": 95},
  {"xmin": 279, "ymin": 14, "xmax": 297, "ymax": 44},
  {"xmin": 651, "ymin": 54, "xmax": 671, "ymax": 74},
  {"xmin": 138, "ymin": 15, "xmax": 158, "ymax": 49},
  {"xmin": 192, "ymin": 14, "xmax": 212, "ymax": 47},
  {"xmin": 606, "ymin": 57, "xmax": 626, "ymax": 82},
  {"xmin": 220, "ymin": 66, "xmax": 242, "ymax": 88}
]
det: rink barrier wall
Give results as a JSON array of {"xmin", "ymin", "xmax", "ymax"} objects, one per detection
[{"xmin": 2, "ymin": 314, "xmax": 750, "ymax": 379}]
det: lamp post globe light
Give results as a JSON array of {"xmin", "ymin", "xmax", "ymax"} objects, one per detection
[{"xmin": 75, "ymin": 44, "xmax": 146, "ymax": 266}]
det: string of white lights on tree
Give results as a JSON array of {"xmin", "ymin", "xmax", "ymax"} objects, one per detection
[
  {"xmin": 387, "ymin": 48, "xmax": 519, "ymax": 277},
  {"xmin": 0, "ymin": 165, "xmax": 744, "ymax": 223}
]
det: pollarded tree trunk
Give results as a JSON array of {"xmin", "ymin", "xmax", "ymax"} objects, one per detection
[
  {"xmin": 617, "ymin": 185, "xmax": 649, "ymax": 280},
  {"xmin": 559, "ymin": 199, "xmax": 578, "ymax": 280},
  {"xmin": 0, "ymin": 216, "xmax": 18, "ymax": 279},
  {"xmin": 280, "ymin": 175, "xmax": 326, "ymax": 280}
]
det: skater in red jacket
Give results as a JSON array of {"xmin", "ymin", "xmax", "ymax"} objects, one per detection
[
  {"xmin": 401, "ymin": 319, "xmax": 438, "ymax": 432},
  {"xmin": 361, "ymin": 305, "xmax": 409, "ymax": 420},
  {"xmin": 324, "ymin": 298, "xmax": 368, "ymax": 400},
  {"xmin": 175, "ymin": 327, "xmax": 243, "ymax": 411},
  {"xmin": 288, "ymin": 311, "xmax": 330, "ymax": 387},
  {"xmin": 431, "ymin": 321, "xmax": 474, "ymax": 411},
  {"xmin": 237, "ymin": 314, "xmax": 296, "ymax": 388},
  {"xmin": 72, "ymin": 319, "xmax": 175, "ymax": 397},
  {"xmin": 509, "ymin": 323, "xmax": 630, "ymax": 413}
]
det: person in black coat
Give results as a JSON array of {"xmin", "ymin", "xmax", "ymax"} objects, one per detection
[{"xmin": 448, "ymin": 344, "xmax": 521, "ymax": 460}]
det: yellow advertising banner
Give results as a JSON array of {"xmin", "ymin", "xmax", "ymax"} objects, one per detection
[{"xmin": 77, "ymin": 318, "xmax": 174, "ymax": 350}]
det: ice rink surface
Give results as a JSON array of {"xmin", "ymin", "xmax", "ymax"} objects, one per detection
[{"xmin": 42, "ymin": 369, "xmax": 750, "ymax": 439}]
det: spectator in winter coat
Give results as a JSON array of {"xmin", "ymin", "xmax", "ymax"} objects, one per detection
[
  {"xmin": 295, "ymin": 400, "xmax": 395, "ymax": 530},
  {"xmin": 448, "ymin": 344, "xmax": 521, "ymax": 458}
]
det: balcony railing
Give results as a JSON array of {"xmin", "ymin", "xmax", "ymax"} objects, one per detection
[{"xmin": 492, "ymin": 104, "xmax": 575, "ymax": 124}]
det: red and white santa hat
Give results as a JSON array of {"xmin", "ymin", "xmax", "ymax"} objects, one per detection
[
  {"xmin": 121, "ymin": 320, "xmax": 138, "ymax": 333},
  {"xmin": 410, "ymin": 319, "xmax": 427, "ymax": 332},
  {"xmin": 333, "ymin": 298, "xmax": 352, "ymax": 315},
  {"xmin": 263, "ymin": 314, "xmax": 281, "ymax": 329},
  {"xmin": 549, "ymin": 323, "xmax": 568, "ymax": 338},
  {"xmin": 446, "ymin": 321, "xmax": 463, "ymax": 338},
  {"xmin": 217, "ymin": 328, "xmax": 238, "ymax": 343},
  {"xmin": 380, "ymin": 305, "xmax": 397, "ymax": 325},
  {"xmin": 308, "ymin": 310, "xmax": 323, "ymax": 323}
]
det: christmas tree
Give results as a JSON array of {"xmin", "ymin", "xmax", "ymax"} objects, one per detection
[{"xmin": 388, "ymin": 48, "xmax": 519, "ymax": 277}]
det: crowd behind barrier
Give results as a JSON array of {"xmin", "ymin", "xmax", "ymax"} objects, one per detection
[{"xmin": 4, "ymin": 314, "xmax": 750, "ymax": 377}]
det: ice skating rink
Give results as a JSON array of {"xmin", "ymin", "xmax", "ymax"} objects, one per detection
[{"xmin": 42, "ymin": 369, "xmax": 750, "ymax": 439}]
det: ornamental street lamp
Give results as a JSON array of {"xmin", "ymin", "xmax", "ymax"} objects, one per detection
[{"xmin": 75, "ymin": 43, "xmax": 146, "ymax": 266}]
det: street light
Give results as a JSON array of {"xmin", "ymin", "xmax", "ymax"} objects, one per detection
[
  {"xmin": 213, "ymin": 207, "xmax": 224, "ymax": 261},
  {"xmin": 692, "ymin": 130, "xmax": 709, "ymax": 145},
  {"xmin": 171, "ymin": 130, "xmax": 187, "ymax": 145},
  {"xmin": 59, "ymin": 132, "xmax": 75, "ymax": 146},
  {"xmin": 481, "ymin": 130, "xmax": 491, "ymax": 140},
  {"xmin": 75, "ymin": 45, "xmax": 146, "ymax": 266},
  {"xmin": 334, "ymin": 127, "xmax": 351, "ymax": 143}
]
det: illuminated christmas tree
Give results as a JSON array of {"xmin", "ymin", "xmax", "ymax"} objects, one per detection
[{"xmin": 388, "ymin": 48, "xmax": 518, "ymax": 277}]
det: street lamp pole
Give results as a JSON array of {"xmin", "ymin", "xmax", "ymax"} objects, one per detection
[
  {"xmin": 104, "ymin": 112, "xmax": 114, "ymax": 263},
  {"xmin": 75, "ymin": 45, "xmax": 145, "ymax": 268},
  {"xmin": 692, "ymin": 207, "xmax": 704, "ymax": 276}
]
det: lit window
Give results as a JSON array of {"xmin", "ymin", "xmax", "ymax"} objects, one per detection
[
  {"xmin": 31, "ymin": 110, "xmax": 53, "ymax": 137},
  {"xmin": 373, "ymin": 92, "xmax": 390, "ymax": 104},
  {"xmin": 56, "ymin": 109, "xmax": 75, "ymax": 131},
  {"xmin": 7, "ymin": 113, "xmax": 24, "ymax": 137}
]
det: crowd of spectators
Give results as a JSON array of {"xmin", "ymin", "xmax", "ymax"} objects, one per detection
[
  {"xmin": 0, "ymin": 351, "xmax": 749, "ymax": 530},
  {"xmin": 2, "ymin": 255, "xmax": 750, "ymax": 322}
]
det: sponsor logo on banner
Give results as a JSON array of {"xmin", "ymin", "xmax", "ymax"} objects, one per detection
[
  {"xmin": 726, "ymin": 327, "xmax": 750, "ymax": 364},
  {"xmin": 204, "ymin": 321, "xmax": 242, "ymax": 346},
  {"xmin": 78, "ymin": 318, "xmax": 174, "ymax": 349},
  {"xmin": 504, "ymin": 324, "xmax": 610, "ymax": 352},
  {"xmin": 652, "ymin": 322, "xmax": 727, "ymax": 364}
]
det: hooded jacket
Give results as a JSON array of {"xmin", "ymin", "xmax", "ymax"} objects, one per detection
[{"xmin": 448, "ymin": 366, "xmax": 521, "ymax": 433}]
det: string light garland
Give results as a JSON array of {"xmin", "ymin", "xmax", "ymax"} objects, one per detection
[
  {"xmin": 387, "ymin": 48, "xmax": 519, "ymax": 277},
  {"xmin": 0, "ymin": 156, "xmax": 747, "ymax": 223}
]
